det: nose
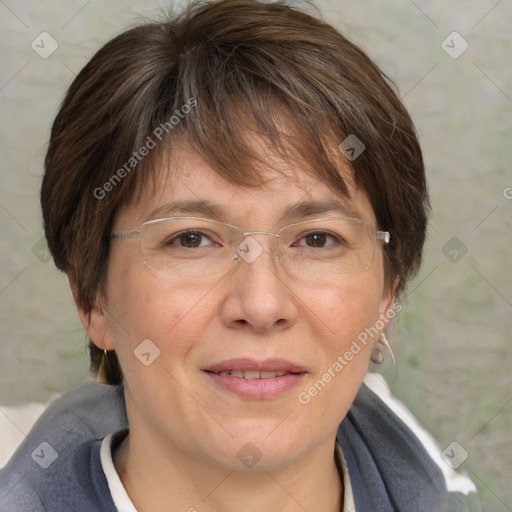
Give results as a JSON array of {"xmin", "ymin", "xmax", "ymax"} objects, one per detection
[{"xmin": 218, "ymin": 235, "xmax": 299, "ymax": 334}]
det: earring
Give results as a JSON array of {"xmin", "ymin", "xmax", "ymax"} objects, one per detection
[{"xmin": 371, "ymin": 332, "xmax": 396, "ymax": 369}]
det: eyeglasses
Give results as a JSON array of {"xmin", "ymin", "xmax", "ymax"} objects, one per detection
[{"xmin": 109, "ymin": 216, "xmax": 390, "ymax": 282}]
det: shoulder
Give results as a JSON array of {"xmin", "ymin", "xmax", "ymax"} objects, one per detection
[
  {"xmin": 0, "ymin": 382, "xmax": 126, "ymax": 512},
  {"xmin": 337, "ymin": 373, "xmax": 481, "ymax": 512},
  {"xmin": 0, "ymin": 436, "xmax": 116, "ymax": 512}
]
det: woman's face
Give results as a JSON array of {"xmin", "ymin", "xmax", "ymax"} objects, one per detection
[{"xmin": 85, "ymin": 143, "xmax": 395, "ymax": 470}]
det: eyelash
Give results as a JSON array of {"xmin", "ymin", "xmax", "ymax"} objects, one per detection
[
  {"xmin": 166, "ymin": 230, "xmax": 219, "ymax": 248},
  {"xmin": 293, "ymin": 231, "xmax": 345, "ymax": 248},
  {"xmin": 166, "ymin": 229, "xmax": 345, "ymax": 249}
]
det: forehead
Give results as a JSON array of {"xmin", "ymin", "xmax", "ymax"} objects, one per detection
[{"xmin": 117, "ymin": 143, "xmax": 377, "ymax": 228}]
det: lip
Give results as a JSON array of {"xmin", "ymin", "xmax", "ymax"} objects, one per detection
[
  {"xmin": 203, "ymin": 358, "xmax": 307, "ymax": 400},
  {"xmin": 204, "ymin": 358, "xmax": 306, "ymax": 374}
]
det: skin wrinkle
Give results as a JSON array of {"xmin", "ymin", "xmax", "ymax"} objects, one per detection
[
  {"xmin": 77, "ymin": 143, "xmax": 395, "ymax": 512},
  {"xmin": 38, "ymin": 3, "xmax": 429, "ymax": 508},
  {"xmin": 144, "ymin": 198, "xmax": 364, "ymax": 226}
]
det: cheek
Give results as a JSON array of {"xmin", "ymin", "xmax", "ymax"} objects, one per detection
[
  {"xmin": 306, "ymin": 272, "xmax": 385, "ymax": 347},
  {"xmin": 293, "ymin": 274, "xmax": 385, "ymax": 425},
  {"xmin": 104, "ymin": 259, "xmax": 214, "ymax": 361}
]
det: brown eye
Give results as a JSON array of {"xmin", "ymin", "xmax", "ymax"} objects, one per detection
[
  {"xmin": 305, "ymin": 232, "xmax": 328, "ymax": 247},
  {"xmin": 167, "ymin": 230, "xmax": 213, "ymax": 248},
  {"xmin": 178, "ymin": 231, "xmax": 203, "ymax": 247},
  {"xmin": 296, "ymin": 231, "xmax": 337, "ymax": 248}
]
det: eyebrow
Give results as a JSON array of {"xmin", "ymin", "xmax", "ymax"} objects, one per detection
[
  {"xmin": 146, "ymin": 200, "xmax": 226, "ymax": 221},
  {"xmin": 281, "ymin": 198, "xmax": 363, "ymax": 221},
  {"xmin": 145, "ymin": 198, "xmax": 363, "ymax": 223}
]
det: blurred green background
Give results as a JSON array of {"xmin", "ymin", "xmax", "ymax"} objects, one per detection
[{"xmin": 1, "ymin": 1, "xmax": 511, "ymax": 510}]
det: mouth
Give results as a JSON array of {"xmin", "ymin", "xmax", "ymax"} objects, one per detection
[
  {"xmin": 210, "ymin": 369, "xmax": 296, "ymax": 379},
  {"xmin": 203, "ymin": 358, "xmax": 307, "ymax": 399}
]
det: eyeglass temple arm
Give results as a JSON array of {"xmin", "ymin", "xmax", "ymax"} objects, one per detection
[
  {"xmin": 108, "ymin": 228, "xmax": 390, "ymax": 243},
  {"xmin": 109, "ymin": 230, "xmax": 141, "ymax": 240},
  {"xmin": 377, "ymin": 231, "xmax": 390, "ymax": 244}
]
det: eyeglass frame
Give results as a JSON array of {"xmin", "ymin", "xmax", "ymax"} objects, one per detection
[{"xmin": 109, "ymin": 215, "xmax": 391, "ymax": 276}]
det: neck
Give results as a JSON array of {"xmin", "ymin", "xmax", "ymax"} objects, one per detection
[{"xmin": 114, "ymin": 427, "xmax": 343, "ymax": 512}]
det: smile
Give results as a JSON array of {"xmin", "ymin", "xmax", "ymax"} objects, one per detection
[
  {"xmin": 203, "ymin": 358, "xmax": 307, "ymax": 399},
  {"xmin": 213, "ymin": 369, "xmax": 292, "ymax": 379}
]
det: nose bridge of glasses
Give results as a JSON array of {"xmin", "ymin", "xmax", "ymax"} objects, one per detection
[
  {"xmin": 242, "ymin": 229, "xmax": 280, "ymax": 240},
  {"xmin": 231, "ymin": 229, "xmax": 282, "ymax": 264}
]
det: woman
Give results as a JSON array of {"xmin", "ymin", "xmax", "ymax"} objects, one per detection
[{"xmin": 0, "ymin": 1, "xmax": 479, "ymax": 510}]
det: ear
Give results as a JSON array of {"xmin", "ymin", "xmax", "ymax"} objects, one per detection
[
  {"xmin": 377, "ymin": 277, "xmax": 400, "ymax": 332},
  {"xmin": 67, "ymin": 274, "xmax": 115, "ymax": 351}
]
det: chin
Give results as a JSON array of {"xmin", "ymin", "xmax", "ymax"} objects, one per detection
[{"xmin": 196, "ymin": 419, "xmax": 308, "ymax": 471}]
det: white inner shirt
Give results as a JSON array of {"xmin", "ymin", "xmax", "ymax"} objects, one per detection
[{"xmin": 100, "ymin": 433, "xmax": 355, "ymax": 512}]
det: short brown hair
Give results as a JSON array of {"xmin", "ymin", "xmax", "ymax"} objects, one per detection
[{"xmin": 42, "ymin": 0, "xmax": 429, "ymax": 385}]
